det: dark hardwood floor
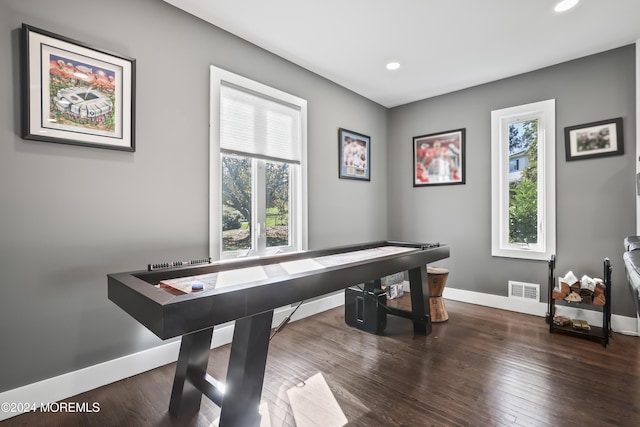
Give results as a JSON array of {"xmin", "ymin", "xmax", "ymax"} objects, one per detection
[{"xmin": 4, "ymin": 298, "xmax": 640, "ymax": 427}]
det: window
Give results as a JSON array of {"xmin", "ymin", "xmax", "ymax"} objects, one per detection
[
  {"xmin": 491, "ymin": 99, "xmax": 555, "ymax": 260},
  {"xmin": 210, "ymin": 67, "xmax": 308, "ymax": 259}
]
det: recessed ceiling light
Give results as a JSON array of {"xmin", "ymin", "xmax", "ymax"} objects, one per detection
[
  {"xmin": 554, "ymin": 0, "xmax": 579, "ymax": 12},
  {"xmin": 386, "ymin": 62, "xmax": 400, "ymax": 71}
]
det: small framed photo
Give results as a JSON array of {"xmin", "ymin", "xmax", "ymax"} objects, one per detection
[
  {"xmin": 339, "ymin": 128, "xmax": 370, "ymax": 181},
  {"xmin": 564, "ymin": 117, "xmax": 623, "ymax": 161},
  {"xmin": 413, "ymin": 128, "xmax": 465, "ymax": 187},
  {"xmin": 21, "ymin": 24, "xmax": 136, "ymax": 151}
]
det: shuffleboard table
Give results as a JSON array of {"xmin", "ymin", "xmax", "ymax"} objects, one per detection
[{"xmin": 108, "ymin": 240, "xmax": 449, "ymax": 426}]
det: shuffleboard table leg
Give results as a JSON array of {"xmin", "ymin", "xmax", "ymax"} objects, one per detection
[
  {"xmin": 169, "ymin": 327, "xmax": 214, "ymax": 417},
  {"xmin": 219, "ymin": 309, "xmax": 274, "ymax": 427},
  {"xmin": 408, "ymin": 265, "xmax": 432, "ymax": 335}
]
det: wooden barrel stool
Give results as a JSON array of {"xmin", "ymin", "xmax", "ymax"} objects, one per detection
[{"xmin": 427, "ymin": 267, "xmax": 449, "ymax": 322}]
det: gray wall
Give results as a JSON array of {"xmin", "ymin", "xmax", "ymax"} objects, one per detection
[
  {"xmin": 0, "ymin": 0, "xmax": 636, "ymax": 395},
  {"xmin": 0, "ymin": 0, "xmax": 388, "ymax": 392},
  {"xmin": 387, "ymin": 45, "xmax": 637, "ymax": 317}
]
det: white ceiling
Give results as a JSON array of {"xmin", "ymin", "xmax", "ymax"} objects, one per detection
[{"xmin": 163, "ymin": 0, "xmax": 640, "ymax": 108}]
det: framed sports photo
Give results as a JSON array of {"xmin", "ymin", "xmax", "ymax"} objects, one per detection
[
  {"xmin": 339, "ymin": 128, "xmax": 370, "ymax": 181},
  {"xmin": 413, "ymin": 128, "xmax": 465, "ymax": 187},
  {"xmin": 564, "ymin": 117, "xmax": 623, "ymax": 161},
  {"xmin": 21, "ymin": 24, "xmax": 136, "ymax": 151}
]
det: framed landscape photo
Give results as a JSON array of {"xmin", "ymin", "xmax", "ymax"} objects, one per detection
[
  {"xmin": 413, "ymin": 128, "xmax": 465, "ymax": 187},
  {"xmin": 21, "ymin": 24, "xmax": 136, "ymax": 151},
  {"xmin": 339, "ymin": 128, "xmax": 370, "ymax": 181},
  {"xmin": 564, "ymin": 117, "xmax": 623, "ymax": 161}
]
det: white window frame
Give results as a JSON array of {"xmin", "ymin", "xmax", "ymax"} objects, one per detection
[
  {"xmin": 209, "ymin": 66, "xmax": 308, "ymax": 260},
  {"xmin": 491, "ymin": 99, "xmax": 556, "ymax": 261}
]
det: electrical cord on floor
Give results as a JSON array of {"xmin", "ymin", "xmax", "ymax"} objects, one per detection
[{"xmin": 270, "ymin": 300, "xmax": 304, "ymax": 341}]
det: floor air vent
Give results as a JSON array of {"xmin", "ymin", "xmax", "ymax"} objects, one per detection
[{"xmin": 508, "ymin": 281, "xmax": 540, "ymax": 302}]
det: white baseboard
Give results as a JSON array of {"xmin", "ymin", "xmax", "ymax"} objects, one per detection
[
  {"xmin": 442, "ymin": 287, "xmax": 640, "ymax": 336},
  {"xmin": 0, "ymin": 292, "xmax": 345, "ymax": 422},
  {"xmin": 0, "ymin": 339, "xmax": 182, "ymax": 422}
]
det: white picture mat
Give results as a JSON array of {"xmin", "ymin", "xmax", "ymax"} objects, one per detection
[{"xmin": 568, "ymin": 123, "xmax": 618, "ymax": 157}]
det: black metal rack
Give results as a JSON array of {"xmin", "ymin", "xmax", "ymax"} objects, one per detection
[{"xmin": 547, "ymin": 255, "xmax": 612, "ymax": 347}]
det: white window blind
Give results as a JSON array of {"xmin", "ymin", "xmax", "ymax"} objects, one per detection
[{"xmin": 220, "ymin": 82, "xmax": 302, "ymax": 163}]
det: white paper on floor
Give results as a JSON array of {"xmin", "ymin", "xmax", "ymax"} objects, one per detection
[{"xmin": 286, "ymin": 372, "xmax": 347, "ymax": 427}]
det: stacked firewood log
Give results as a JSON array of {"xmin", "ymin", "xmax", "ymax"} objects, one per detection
[{"xmin": 552, "ymin": 271, "xmax": 606, "ymax": 305}]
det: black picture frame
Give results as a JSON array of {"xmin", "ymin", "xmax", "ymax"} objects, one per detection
[
  {"xmin": 413, "ymin": 128, "xmax": 465, "ymax": 187},
  {"xmin": 339, "ymin": 128, "xmax": 370, "ymax": 181},
  {"xmin": 564, "ymin": 117, "xmax": 623, "ymax": 161},
  {"xmin": 21, "ymin": 24, "xmax": 136, "ymax": 151}
]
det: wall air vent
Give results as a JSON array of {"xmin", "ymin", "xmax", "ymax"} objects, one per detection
[{"xmin": 508, "ymin": 281, "xmax": 540, "ymax": 302}]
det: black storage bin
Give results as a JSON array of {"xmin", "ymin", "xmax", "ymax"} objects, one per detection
[{"xmin": 345, "ymin": 286, "xmax": 387, "ymax": 334}]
